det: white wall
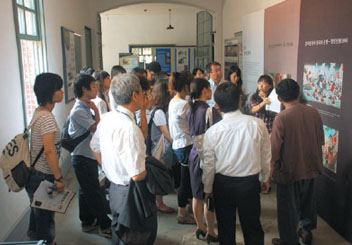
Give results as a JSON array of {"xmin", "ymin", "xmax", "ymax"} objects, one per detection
[
  {"xmin": 222, "ymin": 0, "xmax": 285, "ymax": 40},
  {"xmin": 0, "ymin": 0, "xmax": 97, "ymax": 240},
  {"xmin": 88, "ymin": 0, "xmax": 224, "ymax": 65},
  {"xmin": 101, "ymin": 4, "xmax": 199, "ymax": 73},
  {"xmin": 0, "ymin": 0, "xmax": 31, "ymax": 240}
]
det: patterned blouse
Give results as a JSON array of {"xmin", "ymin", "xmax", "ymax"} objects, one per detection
[{"xmin": 250, "ymin": 93, "xmax": 277, "ymax": 134}]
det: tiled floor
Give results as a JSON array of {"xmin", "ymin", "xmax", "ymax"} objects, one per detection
[{"xmin": 52, "ymin": 171, "xmax": 350, "ymax": 245}]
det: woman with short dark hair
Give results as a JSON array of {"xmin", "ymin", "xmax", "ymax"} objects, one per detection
[
  {"xmin": 26, "ymin": 72, "xmax": 65, "ymax": 244},
  {"xmin": 192, "ymin": 67, "xmax": 205, "ymax": 79},
  {"xmin": 250, "ymin": 75, "xmax": 276, "ymax": 134}
]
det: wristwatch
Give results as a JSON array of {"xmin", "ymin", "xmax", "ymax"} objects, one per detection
[{"xmin": 55, "ymin": 176, "xmax": 64, "ymax": 182}]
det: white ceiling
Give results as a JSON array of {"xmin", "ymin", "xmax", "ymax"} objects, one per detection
[{"xmin": 103, "ymin": 3, "xmax": 203, "ymax": 16}]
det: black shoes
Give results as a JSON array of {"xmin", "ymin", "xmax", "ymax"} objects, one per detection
[
  {"xmin": 205, "ymin": 233, "xmax": 219, "ymax": 244},
  {"xmin": 195, "ymin": 229, "xmax": 206, "ymax": 239},
  {"xmin": 272, "ymin": 229, "xmax": 312, "ymax": 245},
  {"xmin": 272, "ymin": 238, "xmax": 300, "ymax": 245},
  {"xmin": 298, "ymin": 229, "xmax": 312, "ymax": 245}
]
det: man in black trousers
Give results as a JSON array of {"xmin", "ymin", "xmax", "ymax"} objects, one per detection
[
  {"xmin": 271, "ymin": 79, "xmax": 324, "ymax": 245},
  {"xmin": 202, "ymin": 82, "xmax": 271, "ymax": 244}
]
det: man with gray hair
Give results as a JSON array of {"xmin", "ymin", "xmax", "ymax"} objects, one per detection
[{"xmin": 90, "ymin": 74, "xmax": 155, "ymax": 244}]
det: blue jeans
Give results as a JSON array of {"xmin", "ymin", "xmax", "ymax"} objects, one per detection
[
  {"xmin": 25, "ymin": 170, "xmax": 55, "ymax": 244},
  {"xmin": 71, "ymin": 155, "xmax": 111, "ymax": 230}
]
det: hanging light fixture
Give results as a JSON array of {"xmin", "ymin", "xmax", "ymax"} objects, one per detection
[{"xmin": 166, "ymin": 9, "xmax": 174, "ymax": 30}]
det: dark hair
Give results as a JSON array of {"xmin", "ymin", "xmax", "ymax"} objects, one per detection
[
  {"xmin": 205, "ymin": 61, "xmax": 221, "ymax": 74},
  {"xmin": 146, "ymin": 61, "xmax": 161, "ymax": 73},
  {"xmin": 227, "ymin": 65, "xmax": 243, "ymax": 88},
  {"xmin": 94, "ymin": 70, "xmax": 110, "ymax": 111},
  {"xmin": 139, "ymin": 76, "xmax": 150, "ymax": 92},
  {"xmin": 192, "ymin": 67, "xmax": 204, "ymax": 76},
  {"xmin": 155, "ymin": 71, "xmax": 169, "ymax": 81},
  {"xmin": 251, "ymin": 74, "xmax": 274, "ymax": 102},
  {"xmin": 111, "ymin": 65, "xmax": 126, "ymax": 78},
  {"xmin": 34, "ymin": 73, "xmax": 63, "ymax": 106},
  {"xmin": 214, "ymin": 82, "xmax": 240, "ymax": 113},
  {"xmin": 74, "ymin": 73, "xmax": 96, "ymax": 98},
  {"xmin": 131, "ymin": 67, "xmax": 146, "ymax": 76},
  {"xmin": 276, "ymin": 78, "xmax": 300, "ymax": 102},
  {"xmin": 80, "ymin": 66, "xmax": 95, "ymax": 76},
  {"xmin": 151, "ymin": 78, "xmax": 170, "ymax": 111},
  {"xmin": 189, "ymin": 78, "xmax": 210, "ymax": 114},
  {"xmin": 171, "ymin": 71, "xmax": 193, "ymax": 92}
]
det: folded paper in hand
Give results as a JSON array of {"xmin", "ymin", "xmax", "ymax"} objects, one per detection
[
  {"xmin": 31, "ymin": 180, "xmax": 75, "ymax": 214},
  {"xmin": 265, "ymin": 88, "xmax": 281, "ymax": 113}
]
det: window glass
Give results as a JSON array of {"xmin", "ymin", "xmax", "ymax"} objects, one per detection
[
  {"xmin": 132, "ymin": 48, "xmax": 142, "ymax": 55},
  {"xmin": 24, "ymin": 0, "xmax": 35, "ymax": 9},
  {"xmin": 20, "ymin": 39, "xmax": 44, "ymax": 118},
  {"xmin": 14, "ymin": 0, "xmax": 46, "ymax": 123},
  {"xmin": 25, "ymin": 10, "xmax": 37, "ymax": 36},
  {"xmin": 143, "ymin": 48, "xmax": 152, "ymax": 55},
  {"xmin": 145, "ymin": 55, "xmax": 153, "ymax": 63},
  {"xmin": 18, "ymin": 8, "xmax": 26, "ymax": 34}
]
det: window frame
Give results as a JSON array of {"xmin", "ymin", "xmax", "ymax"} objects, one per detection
[{"xmin": 12, "ymin": 0, "xmax": 47, "ymax": 125}]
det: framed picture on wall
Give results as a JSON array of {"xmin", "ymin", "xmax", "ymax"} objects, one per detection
[{"xmin": 61, "ymin": 26, "xmax": 82, "ymax": 103}]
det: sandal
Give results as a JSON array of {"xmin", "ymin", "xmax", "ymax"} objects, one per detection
[
  {"xmin": 263, "ymin": 186, "xmax": 272, "ymax": 194},
  {"xmin": 176, "ymin": 215, "xmax": 196, "ymax": 225},
  {"xmin": 157, "ymin": 205, "xmax": 175, "ymax": 214}
]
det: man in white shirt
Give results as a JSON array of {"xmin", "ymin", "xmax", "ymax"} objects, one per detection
[
  {"xmin": 90, "ymin": 74, "xmax": 155, "ymax": 244},
  {"xmin": 206, "ymin": 61, "xmax": 222, "ymax": 107},
  {"xmin": 202, "ymin": 82, "xmax": 271, "ymax": 245}
]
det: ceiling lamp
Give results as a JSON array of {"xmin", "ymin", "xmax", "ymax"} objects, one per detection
[{"xmin": 166, "ymin": 9, "xmax": 174, "ymax": 30}]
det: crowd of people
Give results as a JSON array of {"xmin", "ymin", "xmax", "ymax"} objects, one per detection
[{"xmin": 26, "ymin": 60, "xmax": 324, "ymax": 245}]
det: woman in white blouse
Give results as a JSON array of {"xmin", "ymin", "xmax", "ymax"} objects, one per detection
[
  {"xmin": 92, "ymin": 70, "xmax": 111, "ymax": 115},
  {"xmin": 168, "ymin": 71, "xmax": 196, "ymax": 225}
]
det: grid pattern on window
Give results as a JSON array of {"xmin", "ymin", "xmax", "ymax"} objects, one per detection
[
  {"xmin": 131, "ymin": 47, "xmax": 154, "ymax": 66},
  {"xmin": 13, "ymin": 0, "xmax": 46, "ymax": 123}
]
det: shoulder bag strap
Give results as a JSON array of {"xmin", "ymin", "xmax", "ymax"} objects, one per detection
[
  {"xmin": 148, "ymin": 107, "xmax": 164, "ymax": 133},
  {"xmin": 31, "ymin": 146, "xmax": 44, "ymax": 168},
  {"xmin": 27, "ymin": 110, "xmax": 49, "ymax": 168},
  {"xmin": 26, "ymin": 110, "xmax": 49, "ymax": 133}
]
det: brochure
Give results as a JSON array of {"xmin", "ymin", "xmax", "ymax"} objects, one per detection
[{"xmin": 31, "ymin": 180, "xmax": 75, "ymax": 214}]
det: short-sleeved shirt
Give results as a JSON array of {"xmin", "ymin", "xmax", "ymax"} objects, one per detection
[
  {"xmin": 90, "ymin": 105, "xmax": 146, "ymax": 186},
  {"xmin": 69, "ymin": 100, "xmax": 95, "ymax": 159},
  {"xmin": 150, "ymin": 108, "xmax": 168, "ymax": 153},
  {"xmin": 31, "ymin": 110, "xmax": 61, "ymax": 174},
  {"xmin": 92, "ymin": 97, "xmax": 109, "ymax": 115},
  {"xmin": 206, "ymin": 78, "xmax": 217, "ymax": 107},
  {"xmin": 168, "ymin": 98, "xmax": 192, "ymax": 150}
]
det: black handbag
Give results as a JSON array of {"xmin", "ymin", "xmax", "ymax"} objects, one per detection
[{"xmin": 60, "ymin": 116, "xmax": 90, "ymax": 153}]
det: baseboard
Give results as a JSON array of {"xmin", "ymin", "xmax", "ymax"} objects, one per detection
[{"xmin": 4, "ymin": 207, "xmax": 30, "ymax": 242}]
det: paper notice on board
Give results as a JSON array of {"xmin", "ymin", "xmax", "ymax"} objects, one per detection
[
  {"xmin": 266, "ymin": 89, "xmax": 281, "ymax": 113},
  {"xmin": 31, "ymin": 180, "xmax": 75, "ymax": 214}
]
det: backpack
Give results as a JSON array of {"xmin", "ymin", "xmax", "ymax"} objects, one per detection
[
  {"xmin": 0, "ymin": 111, "xmax": 46, "ymax": 192},
  {"xmin": 60, "ymin": 116, "xmax": 90, "ymax": 153},
  {"xmin": 145, "ymin": 107, "xmax": 163, "ymax": 156}
]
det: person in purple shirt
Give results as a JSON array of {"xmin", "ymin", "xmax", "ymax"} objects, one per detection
[{"xmin": 187, "ymin": 78, "xmax": 221, "ymax": 243}]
